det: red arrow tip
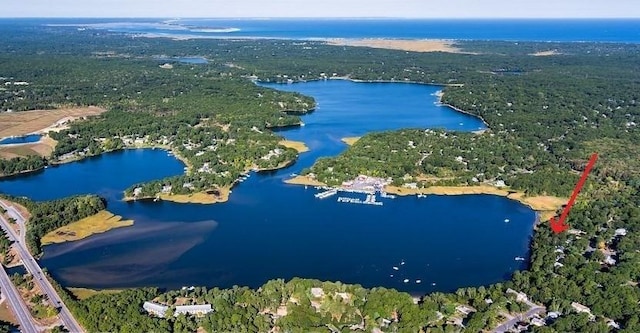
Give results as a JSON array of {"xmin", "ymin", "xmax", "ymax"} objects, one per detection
[{"xmin": 549, "ymin": 217, "xmax": 569, "ymax": 234}]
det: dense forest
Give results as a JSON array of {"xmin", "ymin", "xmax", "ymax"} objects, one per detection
[
  {"xmin": 0, "ymin": 23, "xmax": 638, "ymax": 332},
  {"xmin": 0, "ymin": 194, "xmax": 105, "ymax": 255}
]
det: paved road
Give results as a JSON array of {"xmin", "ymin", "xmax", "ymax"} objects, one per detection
[
  {"xmin": 0, "ymin": 263, "xmax": 39, "ymax": 333},
  {"xmin": 0, "ymin": 202, "xmax": 84, "ymax": 333},
  {"xmin": 493, "ymin": 306, "xmax": 546, "ymax": 333}
]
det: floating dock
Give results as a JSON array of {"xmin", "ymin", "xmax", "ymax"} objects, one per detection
[
  {"xmin": 337, "ymin": 194, "xmax": 383, "ymax": 206},
  {"xmin": 315, "ymin": 189, "xmax": 338, "ymax": 199}
]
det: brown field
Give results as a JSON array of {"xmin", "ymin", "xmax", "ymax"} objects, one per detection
[
  {"xmin": 0, "ymin": 299, "xmax": 17, "ymax": 326},
  {"xmin": 0, "ymin": 136, "xmax": 57, "ymax": 159},
  {"xmin": 279, "ymin": 140, "xmax": 309, "ymax": 153},
  {"xmin": 0, "ymin": 106, "xmax": 105, "ymax": 138},
  {"xmin": 41, "ymin": 210, "xmax": 134, "ymax": 245},
  {"xmin": 325, "ymin": 38, "xmax": 466, "ymax": 53},
  {"xmin": 159, "ymin": 188, "xmax": 230, "ymax": 204}
]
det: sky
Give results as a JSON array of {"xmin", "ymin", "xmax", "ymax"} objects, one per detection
[{"xmin": 3, "ymin": 0, "xmax": 639, "ymax": 18}]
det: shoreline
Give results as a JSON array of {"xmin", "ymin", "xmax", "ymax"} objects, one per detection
[
  {"xmin": 284, "ymin": 175, "xmax": 563, "ymax": 221},
  {"xmin": 323, "ymin": 38, "xmax": 467, "ymax": 54}
]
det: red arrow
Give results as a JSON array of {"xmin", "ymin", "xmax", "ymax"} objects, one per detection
[{"xmin": 549, "ymin": 153, "xmax": 598, "ymax": 234}]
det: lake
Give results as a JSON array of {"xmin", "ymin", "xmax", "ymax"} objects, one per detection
[
  {"xmin": 0, "ymin": 80, "xmax": 535, "ymax": 294},
  {"xmin": 0, "ymin": 134, "xmax": 42, "ymax": 145}
]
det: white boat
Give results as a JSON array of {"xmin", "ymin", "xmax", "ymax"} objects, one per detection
[
  {"xmin": 515, "ymin": 256, "xmax": 526, "ymax": 261},
  {"xmin": 416, "ymin": 280, "xmax": 422, "ymax": 284},
  {"xmin": 431, "ymin": 282, "xmax": 436, "ymax": 286},
  {"xmin": 392, "ymin": 266, "xmax": 399, "ymax": 271},
  {"xmin": 400, "ymin": 260, "xmax": 405, "ymax": 265},
  {"xmin": 403, "ymin": 279, "xmax": 409, "ymax": 283},
  {"xmin": 504, "ymin": 218, "xmax": 510, "ymax": 222},
  {"xmin": 390, "ymin": 274, "xmax": 394, "ymax": 278}
]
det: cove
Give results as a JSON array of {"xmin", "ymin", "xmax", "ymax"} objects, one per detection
[{"xmin": 0, "ymin": 80, "xmax": 536, "ymax": 294}]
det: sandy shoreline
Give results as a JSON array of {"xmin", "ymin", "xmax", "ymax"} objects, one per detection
[
  {"xmin": 341, "ymin": 137, "xmax": 361, "ymax": 146},
  {"xmin": 325, "ymin": 38, "xmax": 466, "ymax": 54},
  {"xmin": 279, "ymin": 140, "xmax": 309, "ymax": 153}
]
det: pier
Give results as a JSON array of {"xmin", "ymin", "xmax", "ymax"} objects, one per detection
[
  {"xmin": 315, "ymin": 189, "xmax": 338, "ymax": 199},
  {"xmin": 337, "ymin": 194, "xmax": 383, "ymax": 206}
]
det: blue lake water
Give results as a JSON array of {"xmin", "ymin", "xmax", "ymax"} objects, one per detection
[
  {"xmin": 0, "ymin": 134, "xmax": 42, "ymax": 145},
  {"xmin": 0, "ymin": 80, "xmax": 536, "ymax": 294},
  {"xmin": 155, "ymin": 56, "xmax": 208, "ymax": 64}
]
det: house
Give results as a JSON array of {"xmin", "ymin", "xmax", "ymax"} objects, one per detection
[
  {"xmin": 174, "ymin": 304, "xmax": 213, "ymax": 317},
  {"xmin": 455, "ymin": 305, "xmax": 474, "ymax": 316},
  {"xmin": 614, "ymin": 228, "xmax": 628, "ymax": 237},
  {"xmin": 310, "ymin": 287, "xmax": 324, "ymax": 298},
  {"xmin": 530, "ymin": 316, "xmax": 546, "ymax": 327},
  {"xmin": 571, "ymin": 302, "xmax": 595, "ymax": 320},
  {"xmin": 506, "ymin": 288, "xmax": 529, "ymax": 302},
  {"xmin": 143, "ymin": 301, "xmax": 168, "ymax": 318}
]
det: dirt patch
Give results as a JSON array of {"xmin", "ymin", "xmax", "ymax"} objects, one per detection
[
  {"xmin": 325, "ymin": 39, "xmax": 469, "ymax": 54},
  {"xmin": 0, "ymin": 106, "xmax": 105, "ymax": 138},
  {"xmin": 0, "ymin": 299, "xmax": 18, "ymax": 326}
]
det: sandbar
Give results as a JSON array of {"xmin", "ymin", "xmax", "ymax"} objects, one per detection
[
  {"xmin": 530, "ymin": 50, "xmax": 561, "ymax": 56},
  {"xmin": 325, "ymin": 38, "xmax": 466, "ymax": 54},
  {"xmin": 41, "ymin": 210, "xmax": 133, "ymax": 245},
  {"xmin": 279, "ymin": 140, "xmax": 309, "ymax": 153},
  {"xmin": 341, "ymin": 137, "xmax": 361, "ymax": 146},
  {"xmin": 284, "ymin": 175, "xmax": 327, "ymax": 187}
]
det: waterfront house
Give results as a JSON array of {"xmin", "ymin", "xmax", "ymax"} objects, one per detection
[
  {"xmin": 174, "ymin": 304, "xmax": 213, "ymax": 317},
  {"xmin": 310, "ymin": 287, "xmax": 324, "ymax": 298},
  {"xmin": 143, "ymin": 301, "xmax": 168, "ymax": 318},
  {"xmin": 571, "ymin": 302, "xmax": 595, "ymax": 320}
]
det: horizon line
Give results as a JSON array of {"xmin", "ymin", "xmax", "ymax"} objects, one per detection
[{"xmin": 1, "ymin": 16, "xmax": 639, "ymax": 20}]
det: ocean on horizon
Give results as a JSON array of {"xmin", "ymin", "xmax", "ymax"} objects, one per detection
[{"xmin": 3, "ymin": 18, "xmax": 640, "ymax": 43}]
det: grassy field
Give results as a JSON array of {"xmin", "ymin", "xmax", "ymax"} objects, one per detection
[
  {"xmin": 279, "ymin": 140, "xmax": 309, "ymax": 153},
  {"xmin": 68, "ymin": 287, "xmax": 124, "ymax": 300},
  {"xmin": 0, "ymin": 106, "xmax": 105, "ymax": 138},
  {"xmin": 41, "ymin": 210, "xmax": 133, "ymax": 245}
]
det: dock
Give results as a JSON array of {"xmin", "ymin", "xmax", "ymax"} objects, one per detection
[
  {"xmin": 337, "ymin": 194, "xmax": 383, "ymax": 206},
  {"xmin": 315, "ymin": 189, "xmax": 338, "ymax": 199}
]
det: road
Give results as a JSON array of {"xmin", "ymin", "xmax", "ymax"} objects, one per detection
[
  {"xmin": 0, "ymin": 201, "xmax": 84, "ymax": 333},
  {"xmin": 0, "ymin": 263, "xmax": 39, "ymax": 333},
  {"xmin": 493, "ymin": 306, "xmax": 546, "ymax": 332}
]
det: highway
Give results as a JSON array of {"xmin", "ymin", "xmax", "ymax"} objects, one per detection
[
  {"xmin": 0, "ymin": 201, "xmax": 84, "ymax": 333},
  {"xmin": 0, "ymin": 263, "xmax": 39, "ymax": 332}
]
